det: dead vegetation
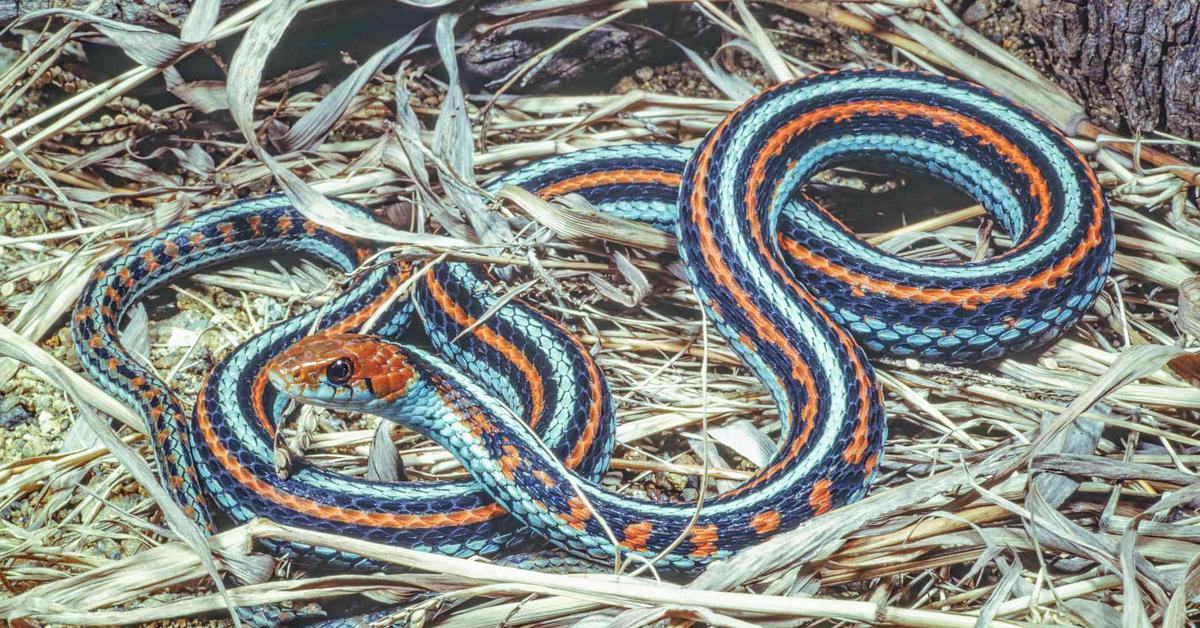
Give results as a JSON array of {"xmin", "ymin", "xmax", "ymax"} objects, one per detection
[{"xmin": 1, "ymin": 1, "xmax": 1200, "ymax": 626}]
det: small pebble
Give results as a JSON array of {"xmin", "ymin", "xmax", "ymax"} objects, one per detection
[
  {"xmin": 0, "ymin": 402, "xmax": 32, "ymax": 428},
  {"xmin": 963, "ymin": 1, "xmax": 992, "ymax": 24}
]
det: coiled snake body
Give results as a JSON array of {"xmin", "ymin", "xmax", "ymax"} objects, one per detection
[{"xmin": 74, "ymin": 70, "xmax": 1114, "ymax": 589}]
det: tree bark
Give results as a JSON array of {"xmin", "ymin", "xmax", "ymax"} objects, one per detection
[
  {"xmin": 459, "ymin": 6, "xmax": 715, "ymax": 93},
  {"xmin": 1025, "ymin": 0, "xmax": 1200, "ymax": 155}
]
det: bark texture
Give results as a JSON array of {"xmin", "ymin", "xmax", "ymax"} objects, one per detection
[
  {"xmin": 1026, "ymin": 0, "xmax": 1200, "ymax": 149},
  {"xmin": 459, "ymin": 5, "xmax": 714, "ymax": 93}
]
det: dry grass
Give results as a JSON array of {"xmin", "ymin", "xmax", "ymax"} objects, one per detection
[{"xmin": 1, "ymin": 1, "xmax": 1199, "ymax": 626}]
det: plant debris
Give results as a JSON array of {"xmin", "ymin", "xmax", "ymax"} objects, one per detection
[{"xmin": 1, "ymin": 1, "xmax": 1199, "ymax": 626}]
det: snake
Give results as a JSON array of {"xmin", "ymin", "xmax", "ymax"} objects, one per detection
[{"xmin": 73, "ymin": 69, "xmax": 1114, "ymax": 603}]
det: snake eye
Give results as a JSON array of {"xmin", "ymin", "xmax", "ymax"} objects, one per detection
[{"xmin": 325, "ymin": 358, "xmax": 354, "ymax": 385}]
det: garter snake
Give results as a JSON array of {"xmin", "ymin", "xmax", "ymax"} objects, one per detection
[{"xmin": 74, "ymin": 69, "xmax": 1114, "ymax": 599}]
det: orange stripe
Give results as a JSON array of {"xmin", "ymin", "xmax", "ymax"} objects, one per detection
[
  {"xmin": 764, "ymin": 100, "xmax": 1054, "ymax": 242},
  {"xmin": 688, "ymin": 523, "xmax": 719, "ymax": 558},
  {"xmin": 564, "ymin": 333, "xmax": 604, "ymax": 469},
  {"xmin": 809, "ymin": 478, "xmax": 833, "ymax": 515},
  {"xmin": 247, "ymin": 215, "xmax": 263, "ymax": 237},
  {"xmin": 687, "ymin": 113, "xmax": 821, "ymax": 498},
  {"xmin": 749, "ymin": 510, "xmax": 781, "ymax": 535},
  {"xmin": 745, "ymin": 103, "xmax": 935, "ymax": 472},
  {"xmin": 560, "ymin": 495, "xmax": 591, "ymax": 531},
  {"xmin": 327, "ymin": 266, "xmax": 411, "ymax": 334},
  {"xmin": 863, "ymin": 452, "xmax": 878, "ymax": 477},
  {"xmin": 535, "ymin": 169, "xmax": 682, "ymax": 199},
  {"xmin": 765, "ymin": 101, "xmax": 1104, "ymax": 307},
  {"xmin": 196, "ymin": 383, "xmax": 505, "ymax": 528},
  {"xmin": 620, "ymin": 520, "xmax": 653, "ymax": 551},
  {"xmin": 533, "ymin": 469, "xmax": 556, "ymax": 488},
  {"xmin": 742, "ymin": 102, "xmax": 1100, "ymax": 470},
  {"xmin": 424, "ymin": 272, "xmax": 546, "ymax": 431},
  {"xmin": 529, "ymin": 310, "xmax": 605, "ymax": 471},
  {"xmin": 499, "ymin": 444, "xmax": 521, "ymax": 480},
  {"xmin": 250, "ymin": 370, "xmax": 274, "ymax": 438}
]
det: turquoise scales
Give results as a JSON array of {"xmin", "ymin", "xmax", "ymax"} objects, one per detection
[
  {"xmin": 74, "ymin": 69, "xmax": 1114, "ymax": 592},
  {"xmin": 265, "ymin": 69, "xmax": 1114, "ymax": 569}
]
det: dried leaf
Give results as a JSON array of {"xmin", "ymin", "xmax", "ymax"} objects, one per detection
[
  {"xmin": 1027, "ymin": 482, "xmax": 1170, "ymax": 600},
  {"xmin": 165, "ymin": 63, "xmax": 325, "ymax": 115},
  {"xmin": 388, "ymin": 73, "xmax": 469, "ymax": 237},
  {"xmin": 1030, "ymin": 412, "xmax": 1102, "ymax": 509},
  {"xmin": 16, "ymin": 10, "xmax": 187, "ymax": 68},
  {"xmin": 1033, "ymin": 453, "xmax": 1197, "ymax": 486},
  {"xmin": 274, "ymin": 24, "xmax": 426, "ymax": 152},
  {"xmin": 0, "ymin": 256, "xmax": 97, "ymax": 388},
  {"xmin": 164, "ymin": 68, "xmax": 230, "ymax": 114},
  {"xmin": 179, "ymin": 0, "xmax": 220, "ymax": 43},
  {"xmin": 707, "ymin": 420, "xmax": 773, "ymax": 468},
  {"xmin": 225, "ymin": 0, "xmax": 468, "ymax": 249},
  {"xmin": 0, "ymin": 323, "xmax": 237, "ymax": 621},
  {"xmin": 974, "ymin": 558, "xmax": 1023, "ymax": 628},
  {"xmin": 139, "ymin": 143, "xmax": 215, "ymax": 176},
  {"xmin": 731, "ymin": 0, "xmax": 793, "ymax": 82},
  {"xmin": 884, "ymin": 15, "xmax": 1087, "ymax": 133},
  {"xmin": 1163, "ymin": 551, "xmax": 1200, "ymax": 628},
  {"xmin": 675, "ymin": 40, "xmax": 757, "ymax": 100},
  {"xmin": 432, "ymin": 13, "xmax": 511, "ymax": 249},
  {"xmin": 975, "ymin": 344, "xmax": 1188, "ymax": 501},
  {"xmin": 1119, "ymin": 520, "xmax": 1154, "ymax": 628},
  {"xmin": 687, "ymin": 439, "xmax": 738, "ymax": 494},
  {"xmin": 689, "ymin": 447, "xmax": 1023, "ymax": 591},
  {"xmin": 589, "ymin": 273, "xmax": 636, "ymax": 308},
  {"xmin": 57, "ymin": 415, "xmax": 102, "ymax": 452},
  {"xmin": 1144, "ymin": 480, "xmax": 1200, "ymax": 518},
  {"xmin": 1177, "ymin": 276, "xmax": 1200, "ymax": 338},
  {"xmin": 366, "ymin": 422, "xmax": 405, "ymax": 483},
  {"xmin": 611, "ymin": 251, "xmax": 650, "ymax": 305},
  {"xmin": 1064, "ymin": 599, "xmax": 1123, "ymax": 628},
  {"xmin": 121, "ymin": 303, "xmax": 151, "ymax": 365},
  {"xmin": 499, "ymin": 187, "xmax": 673, "ymax": 251}
]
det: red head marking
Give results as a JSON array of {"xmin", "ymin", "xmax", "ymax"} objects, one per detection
[{"xmin": 267, "ymin": 334, "xmax": 416, "ymax": 404}]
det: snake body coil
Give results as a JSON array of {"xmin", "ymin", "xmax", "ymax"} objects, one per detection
[{"xmin": 74, "ymin": 70, "xmax": 1114, "ymax": 580}]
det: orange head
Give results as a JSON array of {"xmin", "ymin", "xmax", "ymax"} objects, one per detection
[{"xmin": 266, "ymin": 333, "xmax": 418, "ymax": 412}]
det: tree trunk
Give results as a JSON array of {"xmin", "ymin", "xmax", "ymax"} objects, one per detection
[{"xmin": 1024, "ymin": 0, "xmax": 1200, "ymax": 156}]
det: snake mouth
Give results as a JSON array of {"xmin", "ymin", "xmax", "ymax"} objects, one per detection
[{"xmin": 265, "ymin": 368, "xmax": 300, "ymax": 397}]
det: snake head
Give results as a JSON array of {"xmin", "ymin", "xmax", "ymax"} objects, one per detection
[{"xmin": 266, "ymin": 333, "xmax": 418, "ymax": 413}]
